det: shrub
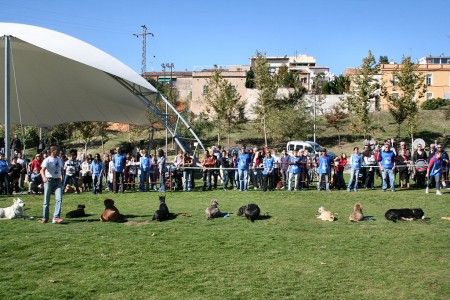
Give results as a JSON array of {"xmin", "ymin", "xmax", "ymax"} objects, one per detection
[{"xmin": 420, "ymin": 98, "xmax": 450, "ymax": 110}]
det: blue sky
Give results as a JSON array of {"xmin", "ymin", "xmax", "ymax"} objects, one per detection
[{"xmin": 1, "ymin": 0, "xmax": 448, "ymax": 75}]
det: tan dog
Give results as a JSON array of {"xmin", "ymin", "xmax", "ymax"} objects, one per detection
[
  {"xmin": 100, "ymin": 199, "xmax": 122, "ymax": 222},
  {"xmin": 349, "ymin": 202, "xmax": 364, "ymax": 222},
  {"xmin": 316, "ymin": 206, "xmax": 335, "ymax": 221},
  {"xmin": 205, "ymin": 199, "xmax": 221, "ymax": 219}
]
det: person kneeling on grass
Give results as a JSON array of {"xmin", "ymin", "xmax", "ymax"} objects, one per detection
[{"xmin": 426, "ymin": 151, "xmax": 443, "ymax": 196}]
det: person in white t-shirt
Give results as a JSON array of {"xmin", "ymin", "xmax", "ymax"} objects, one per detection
[{"xmin": 40, "ymin": 146, "xmax": 64, "ymax": 224}]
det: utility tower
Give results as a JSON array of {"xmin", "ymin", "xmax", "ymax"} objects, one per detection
[{"xmin": 133, "ymin": 25, "xmax": 154, "ymax": 75}]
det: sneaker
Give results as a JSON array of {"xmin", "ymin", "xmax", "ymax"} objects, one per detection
[
  {"xmin": 41, "ymin": 219, "xmax": 48, "ymax": 223},
  {"xmin": 52, "ymin": 217, "xmax": 64, "ymax": 224},
  {"xmin": 347, "ymin": 188, "xmax": 350, "ymax": 192},
  {"xmin": 425, "ymin": 187, "xmax": 429, "ymax": 194},
  {"xmin": 391, "ymin": 189, "xmax": 395, "ymax": 192},
  {"xmin": 436, "ymin": 190, "xmax": 442, "ymax": 196}
]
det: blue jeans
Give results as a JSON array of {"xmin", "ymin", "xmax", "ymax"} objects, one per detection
[
  {"xmin": 429, "ymin": 174, "xmax": 442, "ymax": 190},
  {"xmin": 92, "ymin": 175, "xmax": 102, "ymax": 194},
  {"xmin": 318, "ymin": 174, "xmax": 329, "ymax": 190},
  {"xmin": 159, "ymin": 172, "xmax": 166, "ymax": 192},
  {"xmin": 288, "ymin": 173, "xmax": 299, "ymax": 191},
  {"xmin": 382, "ymin": 168, "xmax": 395, "ymax": 190},
  {"xmin": 347, "ymin": 168, "xmax": 360, "ymax": 191},
  {"xmin": 238, "ymin": 169, "xmax": 248, "ymax": 191},
  {"xmin": 43, "ymin": 178, "xmax": 63, "ymax": 220},
  {"xmin": 63, "ymin": 174, "xmax": 79, "ymax": 191},
  {"xmin": 183, "ymin": 170, "xmax": 192, "ymax": 191},
  {"xmin": 139, "ymin": 170, "xmax": 149, "ymax": 191}
]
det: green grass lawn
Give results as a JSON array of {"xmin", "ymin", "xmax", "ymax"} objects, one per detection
[{"xmin": 0, "ymin": 179, "xmax": 449, "ymax": 299}]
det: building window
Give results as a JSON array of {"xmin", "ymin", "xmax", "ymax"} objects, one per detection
[
  {"xmin": 202, "ymin": 85, "xmax": 209, "ymax": 95},
  {"xmin": 444, "ymin": 93, "xmax": 449, "ymax": 100},
  {"xmin": 426, "ymin": 74, "xmax": 432, "ymax": 86},
  {"xmin": 392, "ymin": 75, "xmax": 397, "ymax": 86},
  {"xmin": 426, "ymin": 93, "xmax": 433, "ymax": 100}
]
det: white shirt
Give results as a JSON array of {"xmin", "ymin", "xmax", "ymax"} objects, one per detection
[{"xmin": 41, "ymin": 156, "xmax": 63, "ymax": 178}]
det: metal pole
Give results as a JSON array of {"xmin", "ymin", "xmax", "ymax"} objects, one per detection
[
  {"xmin": 313, "ymin": 91, "xmax": 316, "ymax": 144},
  {"xmin": 165, "ymin": 101, "xmax": 168, "ymax": 156},
  {"xmin": 4, "ymin": 35, "xmax": 10, "ymax": 161}
]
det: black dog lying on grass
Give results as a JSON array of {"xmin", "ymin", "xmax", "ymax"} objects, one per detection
[
  {"xmin": 385, "ymin": 208, "xmax": 425, "ymax": 222},
  {"xmin": 152, "ymin": 195, "xmax": 169, "ymax": 222},
  {"xmin": 237, "ymin": 204, "xmax": 260, "ymax": 222},
  {"xmin": 65, "ymin": 204, "xmax": 86, "ymax": 218}
]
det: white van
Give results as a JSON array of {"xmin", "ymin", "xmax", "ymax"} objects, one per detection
[{"xmin": 286, "ymin": 140, "xmax": 335, "ymax": 159}]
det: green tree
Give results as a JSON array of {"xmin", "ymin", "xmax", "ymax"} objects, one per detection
[
  {"xmin": 72, "ymin": 122, "xmax": 97, "ymax": 153},
  {"xmin": 252, "ymin": 52, "xmax": 278, "ymax": 147},
  {"xmin": 204, "ymin": 66, "xmax": 246, "ymax": 147},
  {"xmin": 342, "ymin": 50, "xmax": 379, "ymax": 138},
  {"xmin": 324, "ymin": 105, "xmax": 348, "ymax": 145},
  {"xmin": 382, "ymin": 56, "xmax": 426, "ymax": 139},
  {"xmin": 379, "ymin": 55, "xmax": 389, "ymax": 65},
  {"xmin": 330, "ymin": 75, "xmax": 351, "ymax": 94},
  {"xmin": 245, "ymin": 68, "xmax": 255, "ymax": 88}
]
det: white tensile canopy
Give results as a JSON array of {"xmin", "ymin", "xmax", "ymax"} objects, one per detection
[
  {"xmin": 0, "ymin": 23, "xmax": 204, "ymax": 155},
  {"xmin": 0, "ymin": 22, "xmax": 159, "ymax": 126}
]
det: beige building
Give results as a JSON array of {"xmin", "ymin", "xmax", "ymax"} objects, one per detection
[
  {"xmin": 190, "ymin": 65, "xmax": 250, "ymax": 116},
  {"xmin": 145, "ymin": 54, "xmax": 334, "ymax": 119},
  {"xmin": 380, "ymin": 56, "xmax": 450, "ymax": 109}
]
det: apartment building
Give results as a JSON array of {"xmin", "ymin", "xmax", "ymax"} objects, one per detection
[
  {"xmin": 380, "ymin": 55, "xmax": 450, "ymax": 109},
  {"xmin": 144, "ymin": 54, "xmax": 333, "ymax": 119},
  {"xmin": 250, "ymin": 54, "xmax": 334, "ymax": 90}
]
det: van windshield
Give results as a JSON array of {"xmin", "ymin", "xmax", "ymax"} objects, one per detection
[{"xmin": 309, "ymin": 143, "xmax": 323, "ymax": 152}]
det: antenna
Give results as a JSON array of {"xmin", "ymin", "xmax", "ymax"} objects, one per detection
[{"xmin": 133, "ymin": 25, "xmax": 154, "ymax": 75}]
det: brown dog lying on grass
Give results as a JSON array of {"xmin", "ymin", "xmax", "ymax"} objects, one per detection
[
  {"xmin": 349, "ymin": 202, "xmax": 364, "ymax": 222},
  {"xmin": 100, "ymin": 199, "xmax": 124, "ymax": 222}
]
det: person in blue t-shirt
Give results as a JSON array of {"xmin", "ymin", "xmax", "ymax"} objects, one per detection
[
  {"xmin": 113, "ymin": 147, "xmax": 126, "ymax": 193},
  {"xmin": 139, "ymin": 149, "xmax": 150, "ymax": 192},
  {"xmin": 347, "ymin": 147, "xmax": 362, "ymax": 192},
  {"xmin": 261, "ymin": 151, "xmax": 275, "ymax": 191},
  {"xmin": 317, "ymin": 148, "xmax": 331, "ymax": 191},
  {"xmin": 237, "ymin": 145, "xmax": 251, "ymax": 191},
  {"xmin": 288, "ymin": 151, "xmax": 301, "ymax": 191},
  {"xmin": 378, "ymin": 143, "xmax": 396, "ymax": 192},
  {"xmin": 426, "ymin": 151, "xmax": 443, "ymax": 195},
  {"xmin": 90, "ymin": 153, "xmax": 103, "ymax": 195},
  {"xmin": 0, "ymin": 152, "xmax": 11, "ymax": 195}
]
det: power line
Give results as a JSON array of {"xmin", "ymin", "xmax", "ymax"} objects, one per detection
[{"xmin": 133, "ymin": 25, "xmax": 154, "ymax": 75}]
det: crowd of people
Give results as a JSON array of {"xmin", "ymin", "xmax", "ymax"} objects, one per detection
[{"xmin": 0, "ymin": 137, "xmax": 448, "ymax": 197}]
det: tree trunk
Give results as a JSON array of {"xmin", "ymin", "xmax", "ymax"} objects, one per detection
[{"xmin": 263, "ymin": 116, "xmax": 268, "ymax": 147}]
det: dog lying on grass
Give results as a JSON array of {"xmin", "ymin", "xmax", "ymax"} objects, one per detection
[
  {"xmin": 0, "ymin": 198, "xmax": 33, "ymax": 219},
  {"xmin": 100, "ymin": 199, "xmax": 124, "ymax": 222},
  {"xmin": 316, "ymin": 207, "xmax": 336, "ymax": 221},
  {"xmin": 65, "ymin": 204, "xmax": 86, "ymax": 218},
  {"xmin": 385, "ymin": 208, "xmax": 425, "ymax": 222},
  {"xmin": 237, "ymin": 204, "xmax": 260, "ymax": 222},
  {"xmin": 205, "ymin": 199, "xmax": 221, "ymax": 219},
  {"xmin": 349, "ymin": 203, "xmax": 364, "ymax": 222},
  {"xmin": 152, "ymin": 195, "xmax": 170, "ymax": 222}
]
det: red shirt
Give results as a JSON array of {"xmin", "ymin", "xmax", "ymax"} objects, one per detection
[{"xmin": 29, "ymin": 159, "xmax": 42, "ymax": 173}]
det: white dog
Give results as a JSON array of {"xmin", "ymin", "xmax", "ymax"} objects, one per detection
[
  {"xmin": 0, "ymin": 198, "xmax": 34, "ymax": 219},
  {"xmin": 316, "ymin": 206, "xmax": 336, "ymax": 222}
]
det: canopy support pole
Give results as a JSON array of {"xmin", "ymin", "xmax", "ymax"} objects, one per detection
[{"xmin": 4, "ymin": 35, "xmax": 10, "ymax": 161}]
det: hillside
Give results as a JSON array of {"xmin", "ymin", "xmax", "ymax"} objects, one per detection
[{"xmin": 26, "ymin": 110, "xmax": 449, "ymax": 159}]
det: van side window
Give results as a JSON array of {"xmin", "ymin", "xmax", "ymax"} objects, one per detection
[
  {"xmin": 306, "ymin": 146, "xmax": 313, "ymax": 153},
  {"xmin": 288, "ymin": 145, "xmax": 294, "ymax": 151}
]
